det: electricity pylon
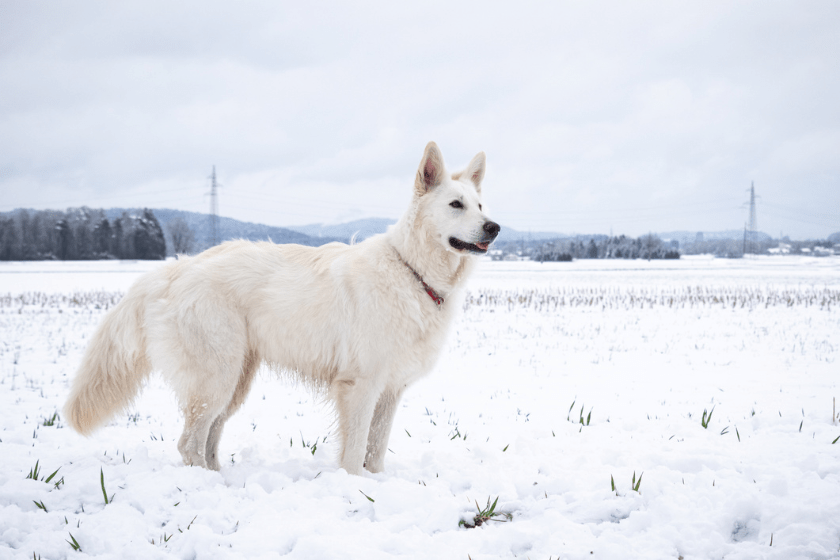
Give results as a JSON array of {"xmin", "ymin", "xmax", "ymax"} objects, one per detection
[
  {"xmin": 743, "ymin": 182, "xmax": 758, "ymax": 255},
  {"xmin": 748, "ymin": 182, "xmax": 757, "ymax": 253},
  {"xmin": 209, "ymin": 166, "xmax": 220, "ymax": 247}
]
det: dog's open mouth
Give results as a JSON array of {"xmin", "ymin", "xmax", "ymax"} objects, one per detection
[{"xmin": 449, "ymin": 237, "xmax": 490, "ymax": 254}]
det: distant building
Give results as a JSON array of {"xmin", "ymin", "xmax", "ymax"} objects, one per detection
[
  {"xmin": 813, "ymin": 246, "xmax": 834, "ymax": 256},
  {"xmin": 769, "ymin": 242, "xmax": 791, "ymax": 255}
]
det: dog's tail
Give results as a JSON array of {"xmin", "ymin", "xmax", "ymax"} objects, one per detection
[{"xmin": 64, "ymin": 283, "xmax": 154, "ymax": 435}]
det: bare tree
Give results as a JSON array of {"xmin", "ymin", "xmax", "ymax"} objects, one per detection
[{"xmin": 167, "ymin": 217, "xmax": 195, "ymax": 255}]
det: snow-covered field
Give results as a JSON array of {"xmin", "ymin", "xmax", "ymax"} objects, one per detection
[{"xmin": 1, "ymin": 256, "xmax": 839, "ymax": 560}]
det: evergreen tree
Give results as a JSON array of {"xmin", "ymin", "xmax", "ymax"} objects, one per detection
[
  {"xmin": 133, "ymin": 208, "xmax": 166, "ymax": 259},
  {"xmin": 586, "ymin": 239, "xmax": 598, "ymax": 258},
  {"xmin": 112, "ymin": 218, "xmax": 124, "ymax": 258},
  {"xmin": 56, "ymin": 219, "xmax": 73, "ymax": 260},
  {"xmin": 93, "ymin": 218, "xmax": 112, "ymax": 257},
  {"xmin": 118, "ymin": 212, "xmax": 135, "ymax": 258},
  {"xmin": 0, "ymin": 218, "xmax": 17, "ymax": 260}
]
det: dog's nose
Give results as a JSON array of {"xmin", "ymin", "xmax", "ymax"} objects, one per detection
[{"xmin": 483, "ymin": 221, "xmax": 501, "ymax": 239}]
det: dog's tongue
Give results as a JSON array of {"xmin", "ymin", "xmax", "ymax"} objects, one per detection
[{"xmin": 476, "ymin": 242, "xmax": 489, "ymax": 251}]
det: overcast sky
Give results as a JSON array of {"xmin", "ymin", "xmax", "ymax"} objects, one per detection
[{"xmin": 1, "ymin": 1, "xmax": 838, "ymax": 238}]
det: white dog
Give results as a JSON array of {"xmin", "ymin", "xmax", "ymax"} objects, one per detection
[{"xmin": 64, "ymin": 142, "xmax": 500, "ymax": 475}]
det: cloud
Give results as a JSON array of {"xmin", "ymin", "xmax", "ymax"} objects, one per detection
[{"xmin": 1, "ymin": 1, "xmax": 839, "ymax": 237}]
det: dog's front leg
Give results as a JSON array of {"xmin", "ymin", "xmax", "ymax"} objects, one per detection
[
  {"xmin": 364, "ymin": 386, "xmax": 405, "ymax": 473},
  {"xmin": 332, "ymin": 376, "xmax": 380, "ymax": 476}
]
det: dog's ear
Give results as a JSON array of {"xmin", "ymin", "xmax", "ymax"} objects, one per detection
[
  {"xmin": 464, "ymin": 151, "xmax": 486, "ymax": 193},
  {"xmin": 415, "ymin": 141, "xmax": 445, "ymax": 196}
]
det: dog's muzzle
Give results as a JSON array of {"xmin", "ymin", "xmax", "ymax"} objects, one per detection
[{"xmin": 449, "ymin": 221, "xmax": 501, "ymax": 254}]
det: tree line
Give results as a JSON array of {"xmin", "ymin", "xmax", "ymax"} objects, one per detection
[
  {"xmin": 0, "ymin": 207, "xmax": 166, "ymax": 260},
  {"xmin": 533, "ymin": 234, "xmax": 680, "ymax": 261}
]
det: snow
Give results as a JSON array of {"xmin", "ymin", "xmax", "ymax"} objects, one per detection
[{"xmin": 1, "ymin": 256, "xmax": 839, "ymax": 559}]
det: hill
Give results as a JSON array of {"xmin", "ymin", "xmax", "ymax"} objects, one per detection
[
  {"xmin": 659, "ymin": 230, "xmax": 773, "ymax": 246},
  {"xmin": 103, "ymin": 208, "xmax": 341, "ymax": 255},
  {"xmin": 110, "ymin": 212, "xmax": 784, "ymax": 255},
  {"xmin": 286, "ymin": 218, "xmax": 397, "ymax": 241},
  {"xmin": 286, "ymin": 218, "xmax": 566, "ymax": 244}
]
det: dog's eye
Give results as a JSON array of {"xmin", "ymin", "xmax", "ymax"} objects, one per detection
[
  {"xmin": 449, "ymin": 200, "xmax": 463, "ymax": 209},
  {"xmin": 479, "ymin": 203, "xmax": 483, "ymax": 211}
]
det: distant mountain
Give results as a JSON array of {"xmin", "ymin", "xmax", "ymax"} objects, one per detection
[
  {"xmin": 495, "ymin": 228, "xmax": 568, "ymax": 243},
  {"xmin": 287, "ymin": 218, "xmax": 565, "ymax": 244},
  {"xmin": 103, "ymin": 208, "xmax": 340, "ymax": 255},
  {"xmin": 658, "ymin": 230, "xmax": 773, "ymax": 246},
  {"xmin": 12, "ymin": 204, "xmax": 799, "ymax": 258},
  {"xmin": 287, "ymin": 218, "xmax": 397, "ymax": 241}
]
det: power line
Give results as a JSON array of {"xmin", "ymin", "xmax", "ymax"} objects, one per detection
[
  {"xmin": 762, "ymin": 201, "xmax": 838, "ymax": 222},
  {"xmin": 223, "ymin": 188, "xmax": 405, "ymax": 213},
  {"xmin": 0, "ymin": 185, "xmax": 199, "ymax": 211},
  {"xmin": 762, "ymin": 208, "xmax": 838, "ymax": 229}
]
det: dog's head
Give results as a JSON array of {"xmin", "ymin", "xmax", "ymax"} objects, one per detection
[{"xmin": 413, "ymin": 142, "xmax": 500, "ymax": 255}]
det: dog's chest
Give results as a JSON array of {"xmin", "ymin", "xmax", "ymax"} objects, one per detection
[{"xmin": 383, "ymin": 299, "xmax": 454, "ymax": 385}]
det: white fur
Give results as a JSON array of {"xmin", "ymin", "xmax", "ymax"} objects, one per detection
[{"xmin": 64, "ymin": 142, "xmax": 499, "ymax": 475}]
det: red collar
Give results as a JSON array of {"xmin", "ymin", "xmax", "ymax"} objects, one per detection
[{"xmin": 395, "ymin": 251, "xmax": 444, "ymax": 307}]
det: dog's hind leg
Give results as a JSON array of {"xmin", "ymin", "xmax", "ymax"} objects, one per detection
[
  {"xmin": 332, "ymin": 375, "xmax": 381, "ymax": 476},
  {"xmin": 176, "ymin": 373, "xmax": 240, "ymax": 469},
  {"xmin": 154, "ymin": 296, "xmax": 249, "ymax": 467},
  {"xmin": 364, "ymin": 386, "xmax": 405, "ymax": 473},
  {"xmin": 176, "ymin": 359, "xmax": 247, "ymax": 469},
  {"xmin": 177, "ymin": 395, "xmax": 222, "ymax": 468},
  {"xmin": 205, "ymin": 350, "xmax": 259, "ymax": 471}
]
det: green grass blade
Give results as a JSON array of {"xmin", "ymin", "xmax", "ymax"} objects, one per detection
[
  {"xmin": 100, "ymin": 468, "xmax": 110, "ymax": 505},
  {"xmin": 488, "ymin": 496, "xmax": 499, "ymax": 516},
  {"xmin": 44, "ymin": 467, "xmax": 61, "ymax": 484},
  {"xmin": 634, "ymin": 472, "xmax": 643, "ymax": 492},
  {"xmin": 27, "ymin": 460, "xmax": 40, "ymax": 480},
  {"xmin": 66, "ymin": 533, "xmax": 81, "ymax": 552}
]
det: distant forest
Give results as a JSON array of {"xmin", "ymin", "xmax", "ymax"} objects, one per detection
[
  {"xmin": 2, "ymin": 206, "xmax": 836, "ymax": 262},
  {"xmin": 504, "ymin": 232, "xmax": 837, "ymax": 261},
  {"xmin": 0, "ymin": 207, "xmax": 166, "ymax": 260},
  {"xmin": 527, "ymin": 234, "xmax": 680, "ymax": 261}
]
